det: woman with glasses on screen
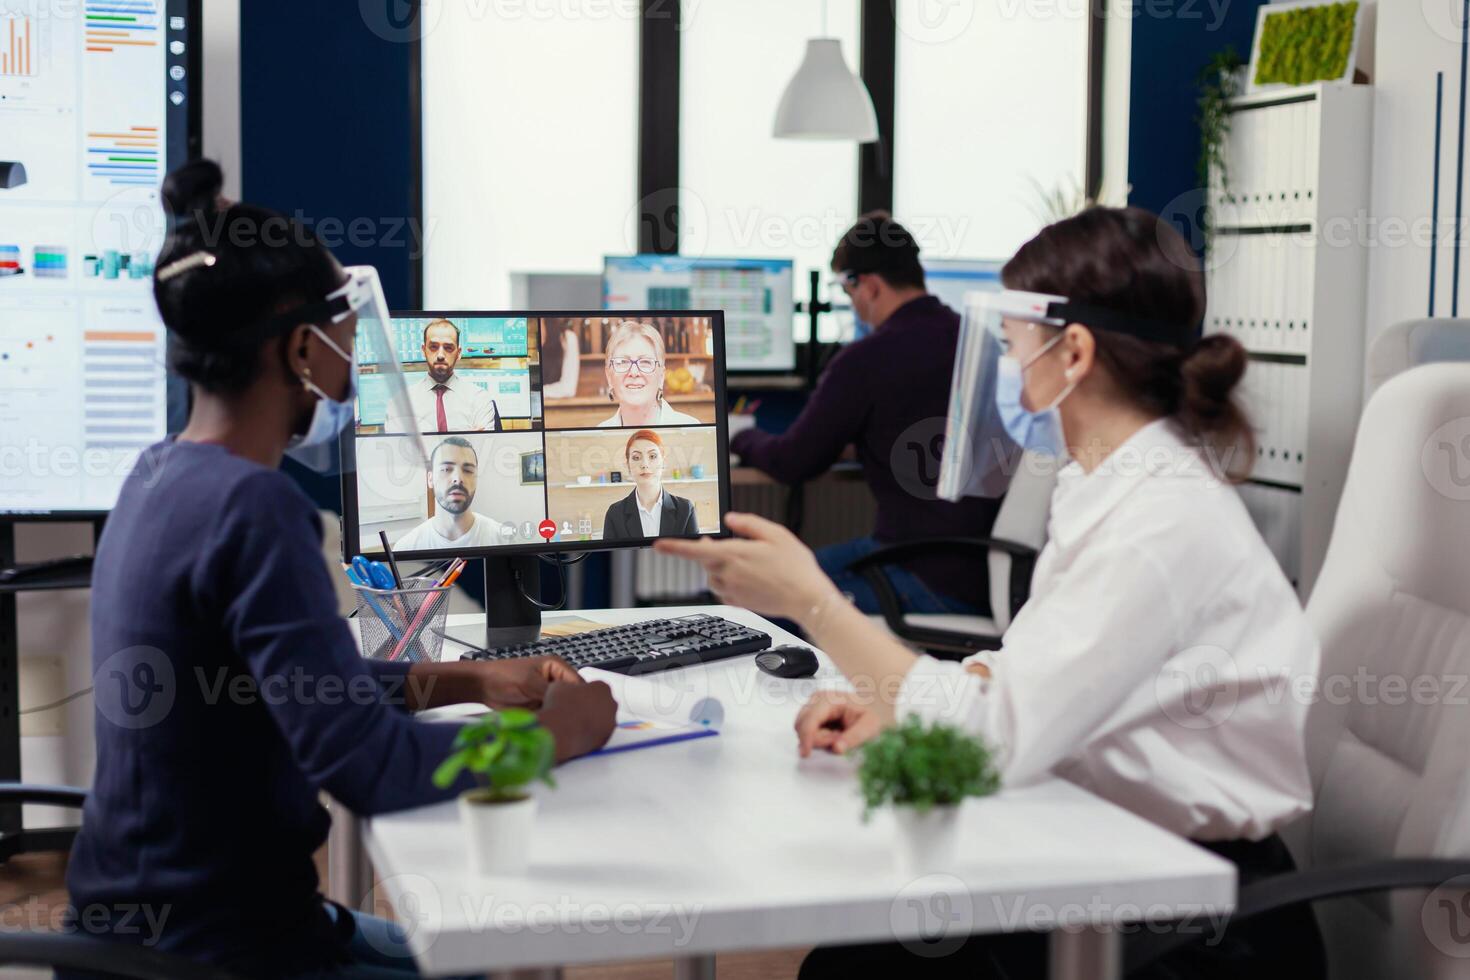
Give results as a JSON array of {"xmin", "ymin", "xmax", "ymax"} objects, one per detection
[
  {"xmin": 598, "ymin": 319, "xmax": 699, "ymax": 427},
  {"xmin": 601, "ymin": 429, "xmax": 699, "ymax": 540},
  {"xmin": 63, "ymin": 160, "xmax": 616, "ymax": 980}
]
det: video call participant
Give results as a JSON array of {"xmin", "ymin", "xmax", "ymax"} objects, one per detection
[
  {"xmin": 730, "ymin": 211, "xmax": 1001, "ymax": 615},
  {"xmin": 395, "ymin": 436, "xmax": 515, "ymax": 550},
  {"xmin": 67, "ymin": 160, "xmax": 615, "ymax": 980},
  {"xmin": 386, "ymin": 318, "xmax": 502, "ymax": 433},
  {"xmin": 601, "ymin": 429, "xmax": 699, "ymax": 540},
  {"xmin": 598, "ymin": 319, "xmax": 699, "ymax": 427}
]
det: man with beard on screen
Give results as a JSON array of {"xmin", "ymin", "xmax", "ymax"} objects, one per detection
[
  {"xmin": 394, "ymin": 437, "xmax": 514, "ymax": 550},
  {"xmin": 386, "ymin": 318, "xmax": 502, "ymax": 433}
]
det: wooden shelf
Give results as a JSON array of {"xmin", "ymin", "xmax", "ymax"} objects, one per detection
[{"xmin": 557, "ymin": 477, "xmax": 717, "ymax": 489}]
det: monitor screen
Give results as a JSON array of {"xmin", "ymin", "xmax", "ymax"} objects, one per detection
[
  {"xmin": 603, "ymin": 255, "xmax": 795, "ymax": 373},
  {"xmin": 923, "ymin": 257, "xmax": 1005, "ymax": 316},
  {"xmin": 341, "ymin": 312, "xmax": 732, "ymax": 560},
  {"xmin": 0, "ymin": 0, "xmax": 196, "ymax": 516}
]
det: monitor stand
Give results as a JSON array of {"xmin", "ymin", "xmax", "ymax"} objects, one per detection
[{"xmin": 482, "ymin": 555, "xmax": 543, "ymax": 648}]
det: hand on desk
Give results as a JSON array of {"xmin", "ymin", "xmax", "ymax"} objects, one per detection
[
  {"xmin": 539, "ymin": 680, "xmax": 617, "ymax": 762},
  {"xmin": 478, "ymin": 655, "xmax": 583, "ymax": 709},
  {"xmin": 795, "ymin": 690, "xmax": 893, "ymax": 757}
]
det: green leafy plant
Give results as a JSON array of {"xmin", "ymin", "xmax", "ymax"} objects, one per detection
[
  {"xmin": 1196, "ymin": 46, "xmax": 1245, "ymax": 195},
  {"xmin": 857, "ymin": 718, "xmax": 1000, "ymax": 820},
  {"xmin": 1254, "ymin": 1, "xmax": 1358, "ymax": 87},
  {"xmin": 432, "ymin": 708, "xmax": 556, "ymax": 804},
  {"xmin": 1024, "ymin": 175, "xmax": 1130, "ymax": 227}
]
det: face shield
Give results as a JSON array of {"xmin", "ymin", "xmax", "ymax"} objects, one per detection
[
  {"xmin": 281, "ymin": 266, "xmax": 429, "ymax": 478},
  {"xmin": 937, "ymin": 290, "xmax": 1065, "ymax": 501}
]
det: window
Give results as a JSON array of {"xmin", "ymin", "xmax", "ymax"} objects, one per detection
[
  {"xmin": 680, "ymin": 0, "xmax": 862, "ymax": 340},
  {"xmin": 422, "ymin": 4, "xmax": 640, "ymax": 308},
  {"xmin": 894, "ymin": 3, "xmax": 1089, "ymax": 262}
]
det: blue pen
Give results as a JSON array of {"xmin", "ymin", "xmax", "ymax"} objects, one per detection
[{"xmin": 344, "ymin": 565, "xmax": 405, "ymax": 643}]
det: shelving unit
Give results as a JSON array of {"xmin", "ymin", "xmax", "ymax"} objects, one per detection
[{"xmin": 1204, "ymin": 82, "xmax": 1374, "ymax": 598}]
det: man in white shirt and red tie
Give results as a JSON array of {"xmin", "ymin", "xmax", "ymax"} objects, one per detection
[{"xmin": 386, "ymin": 318, "xmax": 500, "ymax": 433}]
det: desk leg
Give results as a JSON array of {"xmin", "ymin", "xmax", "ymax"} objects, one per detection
[
  {"xmin": 673, "ymin": 954, "xmax": 715, "ymax": 980},
  {"xmin": 1049, "ymin": 925, "xmax": 1120, "ymax": 980},
  {"xmin": 326, "ymin": 799, "xmax": 372, "ymax": 908}
]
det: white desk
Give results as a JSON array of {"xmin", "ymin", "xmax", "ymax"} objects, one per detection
[{"xmin": 360, "ymin": 605, "xmax": 1235, "ymax": 979}]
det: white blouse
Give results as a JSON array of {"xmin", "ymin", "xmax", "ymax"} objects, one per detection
[{"xmin": 897, "ymin": 419, "xmax": 1319, "ymax": 841}]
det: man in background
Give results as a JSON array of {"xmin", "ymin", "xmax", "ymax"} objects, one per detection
[
  {"xmin": 731, "ymin": 212, "xmax": 1003, "ymax": 615},
  {"xmin": 386, "ymin": 318, "xmax": 501, "ymax": 433},
  {"xmin": 395, "ymin": 437, "xmax": 514, "ymax": 550}
]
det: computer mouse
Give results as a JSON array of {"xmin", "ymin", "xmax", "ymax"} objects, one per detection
[{"xmin": 755, "ymin": 645, "xmax": 819, "ymax": 679}]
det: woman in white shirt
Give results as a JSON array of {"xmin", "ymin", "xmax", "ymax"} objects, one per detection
[
  {"xmin": 598, "ymin": 320, "xmax": 699, "ymax": 427},
  {"xmin": 657, "ymin": 207, "xmax": 1326, "ymax": 979}
]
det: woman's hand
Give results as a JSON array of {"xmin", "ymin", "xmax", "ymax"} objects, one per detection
[
  {"xmin": 794, "ymin": 690, "xmax": 892, "ymax": 757},
  {"xmin": 477, "ymin": 656, "xmax": 582, "ymax": 709},
  {"xmin": 538, "ymin": 680, "xmax": 618, "ymax": 762},
  {"xmin": 654, "ymin": 512, "xmax": 839, "ymax": 622}
]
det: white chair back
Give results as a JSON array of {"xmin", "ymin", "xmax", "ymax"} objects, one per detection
[
  {"xmin": 986, "ymin": 451, "xmax": 1057, "ymax": 631},
  {"xmin": 1367, "ymin": 318, "xmax": 1470, "ymax": 395}
]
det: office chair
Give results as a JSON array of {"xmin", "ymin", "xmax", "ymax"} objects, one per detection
[
  {"xmin": 1367, "ymin": 317, "xmax": 1470, "ymax": 395},
  {"xmin": 849, "ymin": 450, "xmax": 1057, "ymax": 657},
  {"xmin": 0, "ymin": 783, "xmax": 244, "ymax": 980},
  {"xmin": 1128, "ymin": 363, "xmax": 1470, "ymax": 977}
]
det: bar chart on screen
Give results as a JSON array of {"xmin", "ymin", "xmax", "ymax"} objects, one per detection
[
  {"xmin": 83, "ymin": 0, "xmax": 161, "ymax": 55},
  {"xmin": 1, "ymin": 9, "xmax": 36, "ymax": 77}
]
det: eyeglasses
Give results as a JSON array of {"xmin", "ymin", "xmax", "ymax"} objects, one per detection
[
  {"xmin": 827, "ymin": 271, "xmax": 859, "ymax": 293},
  {"xmin": 609, "ymin": 356, "xmax": 660, "ymax": 375}
]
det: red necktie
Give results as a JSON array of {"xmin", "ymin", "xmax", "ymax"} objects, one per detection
[{"xmin": 433, "ymin": 384, "xmax": 448, "ymax": 433}]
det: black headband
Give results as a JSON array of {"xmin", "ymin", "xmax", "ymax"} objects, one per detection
[{"xmin": 1046, "ymin": 301, "xmax": 1197, "ymax": 350}]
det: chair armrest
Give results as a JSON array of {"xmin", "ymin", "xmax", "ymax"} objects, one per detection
[
  {"xmin": 1125, "ymin": 858, "xmax": 1470, "ymax": 972},
  {"xmin": 0, "ymin": 933, "xmax": 245, "ymax": 979},
  {"xmin": 844, "ymin": 536, "xmax": 1038, "ymax": 574},
  {"xmin": 0, "ymin": 782, "xmax": 87, "ymax": 808}
]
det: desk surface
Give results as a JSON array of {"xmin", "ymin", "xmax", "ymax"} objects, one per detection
[{"xmin": 364, "ymin": 605, "xmax": 1235, "ymax": 975}]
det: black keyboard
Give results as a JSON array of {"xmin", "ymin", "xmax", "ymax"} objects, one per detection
[{"xmin": 459, "ymin": 613, "xmax": 772, "ymax": 674}]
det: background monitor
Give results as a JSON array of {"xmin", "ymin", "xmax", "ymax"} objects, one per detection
[
  {"xmin": 0, "ymin": 0, "xmax": 199, "ymax": 516},
  {"xmin": 341, "ymin": 311, "xmax": 732, "ymax": 561},
  {"xmin": 603, "ymin": 255, "xmax": 796, "ymax": 373},
  {"xmin": 922, "ymin": 257, "xmax": 1005, "ymax": 315}
]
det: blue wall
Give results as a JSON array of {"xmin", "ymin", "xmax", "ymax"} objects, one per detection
[
  {"xmin": 240, "ymin": 2, "xmax": 418, "ymax": 308},
  {"xmin": 1127, "ymin": 1, "xmax": 1268, "ymax": 222}
]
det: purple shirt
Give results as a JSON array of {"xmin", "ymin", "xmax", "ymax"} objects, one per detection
[{"xmin": 732, "ymin": 295, "xmax": 1001, "ymax": 609}]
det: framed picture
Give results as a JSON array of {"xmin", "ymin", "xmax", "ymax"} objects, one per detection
[
  {"xmin": 1248, "ymin": 0, "xmax": 1364, "ymax": 92},
  {"xmin": 520, "ymin": 450, "xmax": 545, "ymax": 485}
]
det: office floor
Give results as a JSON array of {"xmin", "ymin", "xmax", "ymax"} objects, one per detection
[{"xmin": 0, "ymin": 849, "xmax": 812, "ymax": 979}]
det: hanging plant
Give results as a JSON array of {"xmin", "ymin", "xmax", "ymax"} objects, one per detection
[{"xmin": 1196, "ymin": 46, "xmax": 1245, "ymax": 196}]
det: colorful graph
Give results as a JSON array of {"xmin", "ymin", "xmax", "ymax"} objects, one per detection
[
  {"xmin": 1, "ymin": 12, "xmax": 34, "ymax": 76},
  {"xmin": 86, "ymin": 126, "xmax": 160, "ymax": 186},
  {"xmin": 84, "ymin": 0, "xmax": 160, "ymax": 54}
]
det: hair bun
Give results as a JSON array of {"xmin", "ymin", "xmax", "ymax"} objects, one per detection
[
  {"xmin": 161, "ymin": 158, "xmax": 225, "ymax": 219},
  {"xmin": 1181, "ymin": 333, "xmax": 1247, "ymax": 412}
]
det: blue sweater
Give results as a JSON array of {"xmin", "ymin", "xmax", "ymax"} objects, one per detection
[{"xmin": 66, "ymin": 439, "xmax": 472, "ymax": 977}]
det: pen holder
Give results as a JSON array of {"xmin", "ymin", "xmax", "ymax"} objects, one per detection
[{"xmin": 352, "ymin": 576, "xmax": 452, "ymax": 664}]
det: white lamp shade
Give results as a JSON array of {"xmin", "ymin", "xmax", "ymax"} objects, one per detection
[{"xmin": 772, "ymin": 38, "xmax": 879, "ymax": 142}]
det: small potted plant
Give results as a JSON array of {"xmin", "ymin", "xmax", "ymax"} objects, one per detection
[
  {"xmin": 858, "ymin": 718, "xmax": 1001, "ymax": 875},
  {"xmin": 432, "ymin": 708, "xmax": 556, "ymax": 876}
]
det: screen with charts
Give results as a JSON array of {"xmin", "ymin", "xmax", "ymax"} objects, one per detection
[
  {"xmin": 922, "ymin": 257, "xmax": 1005, "ymax": 315},
  {"xmin": 602, "ymin": 255, "xmax": 795, "ymax": 373},
  {"xmin": 342, "ymin": 312, "xmax": 732, "ymax": 560},
  {"xmin": 0, "ymin": 0, "xmax": 196, "ymax": 515}
]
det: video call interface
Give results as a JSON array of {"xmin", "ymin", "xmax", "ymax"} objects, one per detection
[{"xmin": 350, "ymin": 314, "xmax": 725, "ymax": 557}]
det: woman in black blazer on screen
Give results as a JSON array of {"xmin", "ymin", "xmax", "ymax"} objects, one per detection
[{"xmin": 602, "ymin": 429, "xmax": 700, "ymax": 540}]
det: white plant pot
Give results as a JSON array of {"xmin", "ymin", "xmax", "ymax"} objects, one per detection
[
  {"xmin": 892, "ymin": 804, "xmax": 962, "ymax": 876},
  {"xmin": 459, "ymin": 792, "xmax": 536, "ymax": 877}
]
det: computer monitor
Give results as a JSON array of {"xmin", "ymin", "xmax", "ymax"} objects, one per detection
[
  {"xmin": 923, "ymin": 257, "xmax": 1005, "ymax": 315},
  {"xmin": 603, "ymin": 255, "xmax": 796, "ymax": 373},
  {"xmin": 340, "ymin": 312, "xmax": 732, "ymax": 564},
  {"xmin": 0, "ymin": 0, "xmax": 199, "ymax": 517}
]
